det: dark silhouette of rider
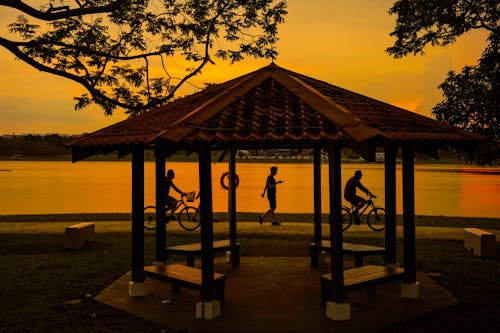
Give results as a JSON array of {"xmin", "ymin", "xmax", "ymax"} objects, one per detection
[{"xmin": 344, "ymin": 170, "xmax": 375, "ymax": 223}]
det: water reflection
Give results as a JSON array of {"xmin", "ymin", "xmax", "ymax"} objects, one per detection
[{"xmin": 0, "ymin": 161, "xmax": 498, "ymax": 218}]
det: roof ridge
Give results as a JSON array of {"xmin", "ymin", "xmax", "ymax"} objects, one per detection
[
  {"xmin": 154, "ymin": 65, "xmax": 279, "ymax": 142},
  {"xmin": 270, "ymin": 70, "xmax": 384, "ymax": 143}
]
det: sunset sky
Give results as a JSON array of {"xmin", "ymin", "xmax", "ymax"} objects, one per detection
[{"xmin": 0, "ymin": 0, "xmax": 487, "ymax": 135}]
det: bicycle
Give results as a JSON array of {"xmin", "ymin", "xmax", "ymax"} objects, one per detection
[
  {"xmin": 341, "ymin": 195, "xmax": 386, "ymax": 231},
  {"xmin": 144, "ymin": 191, "xmax": 201, "ymax": 231}
]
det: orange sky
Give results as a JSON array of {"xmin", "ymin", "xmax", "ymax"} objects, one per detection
[{"xmin": 0, "ymin": 0, "xmax": 488, "ymax": 135}]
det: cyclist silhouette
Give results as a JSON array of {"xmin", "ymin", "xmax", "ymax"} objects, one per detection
[
  {"xmin": 165, "ymin": 169, "xmax": 186, "ymax": 217},
  {"xmin": 344, "ymin": 170, "xmax": 375, "ymax": 223}
]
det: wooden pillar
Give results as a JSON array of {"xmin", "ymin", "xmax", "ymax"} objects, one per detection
[
  {"xmin": 327, "ymin": 143, "xmax": 346, "ymax": 302},
  {"xmin": 402, "ymin": 144, "xmax": 416, "ymax": 283},
  {"xmin": 384, "ymin": 144, "xmax": 397, "ymax": 264},
  {"xmin": 199, "ymin": 147, "xmax": 215, "ymax": 301},
  {"xmin": 229, "ymin": 146, "xmax": 239, "ymax": 266},
  {"xmin": 313, "ymin": 147, "xmax": 322, "ymax": 243},
  {"xmin": 155, "ymin": 146, "xmax": 167, "ymax": 262},
  {"xmin": 311, "ymin": 147, "xmax": 322, "ymax": 267},
  {"xmin": 131, "ymin": 145, "xmax": 145, "ymax": 282}
]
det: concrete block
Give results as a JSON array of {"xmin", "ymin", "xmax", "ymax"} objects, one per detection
[
  {"xmin": 196, "ymin": 300, "xmax": 221, "ymax": 319},
  {"xmin": 64, "ymin": 222, "xmax": 94, "ymax": 250},
  {"xmin": 128, "ymin": 281, "xmax": 148, "ymax": 296},
  {"xmin": 326, "ymin": 301, "xmax": 351, "ymax": 321},
  {"xmin": 401, "ymin": 281, "xmax": 420, "ymax": 299},
  {"xmin": 464, "ymin": 228, "xmax": 496, "ymax": 258}
]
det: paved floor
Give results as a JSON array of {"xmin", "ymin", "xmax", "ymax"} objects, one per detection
[{"xmin": 95, "ymin": 257, "xmax": 458, "ymax": 332}]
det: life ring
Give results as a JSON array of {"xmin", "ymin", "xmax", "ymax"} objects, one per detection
[{"xmin": 220, "ymin": 171, "xmax": 239, "ymax": 190}]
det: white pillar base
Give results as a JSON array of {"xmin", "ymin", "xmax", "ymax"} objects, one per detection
[
  {"xmin": 385, "ymin": 262, "xmax": 400, "ymax": 269},
  {"xmin": 318, "ymin": 251, "xmax": 328, "ymax": 264},
  {"xmin": 196, "ymin": 300, "xmax": 221, "ymax": 319},
  {"xmin": 152, "ymin": 261, "xmax": 165, "ymax": 267},
  {"xmin": 128, "ymin": 281, "xmax": 148, "ymax": 296},
  {"xmin": 326, "ymin": 301, "xmax": 351, "ymax": 321},
  {"xmin": 401, "ymin": 281, "xmax": 421, "ymax": 299}
]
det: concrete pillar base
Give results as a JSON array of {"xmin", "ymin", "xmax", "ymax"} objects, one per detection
[
  {"xmin": 151, "ymin": 261, "xmax": 165, "ymax": 267},
  {"xmin": 196, "ymin": 300, "xmax": 221, "ymax": 319},
  {"xmin": 385, "ymin": 262, "xmax": 401, "ymax": 269},
  {"xmin": 128, "ymin": 281, "xmax": 148, "ymax": 296},
  {"xmin": 326, "ymin": 301, "xmax": 351, "ymax": 321},
  {"xmin": 401, "ymin": 281, "xmax": 421, "ymax": 299},
  {"xmin": 318, "ymin": 251, "xmax": 328, "ymax": 264}
]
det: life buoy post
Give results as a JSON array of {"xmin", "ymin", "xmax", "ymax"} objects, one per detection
[{"xmin": 220, "ymin": 171, "xmax": 239, "ymax": 190}]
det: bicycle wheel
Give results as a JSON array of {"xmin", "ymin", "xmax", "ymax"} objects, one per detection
[
  {"xmin": 342, "ymin": 207, "xmax": 352, "ymax": 231},
  {"xmin": 367, "ymin": 207, "xmax": 386, "ymax": 231},
  {"xmin": 144, "ymin": 206, "xmax": 157, "ymax": 230},
  {"xmin": 178, "ymin": 206, "xmax": 201, "ymax": 231}
]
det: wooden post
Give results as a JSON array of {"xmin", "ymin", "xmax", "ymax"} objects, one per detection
[
  {"xmin": 327, "ymin": 144, "xmax": 346, "ymax": 302},
  {"xmin": 311, "ymin": 147, "xmax": 322, "ymax": 267},
  {"xmin": 384, "ymin": 144, "xmax": 397, "ymax": 264},
  {"xmin": 199, "ymin": 148, "xmax": 215, "ymax": 301},
  {"xmin": 155, "ymin": 147, "xmax": 167, "ymax": 262},
  {"xmin": 402, "ymin": 144, "xmax": 416, "ymax": 283},
  {"xmin": 131, "ymin": 145, "xmax": 145, "ymax": 282},
  {"xmin": 229, "ymin": 146, "xmax": 238, "ymax": 266}
]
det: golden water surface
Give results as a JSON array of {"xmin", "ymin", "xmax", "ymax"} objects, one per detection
[{"xmin": 0, "ymin": 161, "xmax": 499, "ymax": 217}]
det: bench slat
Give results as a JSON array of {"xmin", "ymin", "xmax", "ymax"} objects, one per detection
[
  {"xmin": 321, "ymin": 265, "xmax": 404, "ymax": 286},
  {"xmin": 166, "ymin": 240, "xmax": 238, "ymax": 253},
  {"xmin": 320, "ymin": 265, "xmax": 404, "ymax": 305},
  {"xmin": 144, "ymin": 264, "xmax": 226, "ymax": 303},
  {"xmin": 312, "ymin": 240, "xmax": 385, "ymax": 254},
  {"xmin": 144, "ymin": 264, "xmax": 225, "ymax": 284}
]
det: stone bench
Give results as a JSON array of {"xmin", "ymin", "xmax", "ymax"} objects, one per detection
[
  {"xmin": 464, "ymin": 228, "xmax": 496, "ymax": 258},
  {"xmin": 64, "ymin": 222, "xmax": 94, "ymax": 250}
]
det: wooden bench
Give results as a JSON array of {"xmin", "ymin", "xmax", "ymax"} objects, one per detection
[
  {"xmin": 464, "ymin": 228, "xmax": 496, "ymax": 258},
  {"xmin": 310, "ymin": 240, "xmax": 385, "ymax": 267},
  {"xmin": 144, "ymin": 264, "xmax": 226, "ymax": 303},
  {"xmin": 165, "ymin": 239, "xmax": 240, "ymax": 267},
  {"xmin": 320, "ymin": 265, "xmax": 404, "ymax": 306},
  {"xmin": 64, "ymin": 222, "xmax": 95, "ymax": 250}
]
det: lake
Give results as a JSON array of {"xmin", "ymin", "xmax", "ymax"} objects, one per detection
[{"xmin": 0, "ymin": 161, "xmax": 499, "ymax": 218}]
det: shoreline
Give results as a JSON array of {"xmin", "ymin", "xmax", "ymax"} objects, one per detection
[{"xmin": 0, "ymin": 212, "xmax": 498, "ymax": 229}]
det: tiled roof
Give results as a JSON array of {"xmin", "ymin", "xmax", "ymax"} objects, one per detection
[{"xmin": 70, "ymin": 63, "xmax": 482, "ymax": 158}]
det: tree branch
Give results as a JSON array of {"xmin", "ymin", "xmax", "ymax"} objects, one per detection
[
  {"xmin": 0, "ymin": 36, "xmax": 141, "ymax": 112},
  {"xmin": 0, "ymin": 0, "xmax": 130, "ymax": 21}
]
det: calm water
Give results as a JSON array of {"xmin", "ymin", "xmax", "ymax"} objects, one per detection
[{"xmin": 0, "ymin": 161, "xmax": 499, "ymax": 218}]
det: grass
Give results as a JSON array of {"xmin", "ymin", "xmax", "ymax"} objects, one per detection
[{"xmin": 0, "ymin": 216, "xmax": 499, "ymax": 332}]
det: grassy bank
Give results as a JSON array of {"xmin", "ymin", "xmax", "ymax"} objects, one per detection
[
  {"xmin": 0, "ymin": 216, "xmax": 499, "ymax": 332},
  {"xmin": 0, "ymin": 212, "xmax": 499, "ymax": 229}
]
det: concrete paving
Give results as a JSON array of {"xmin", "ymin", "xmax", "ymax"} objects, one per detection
[{"xmin": 95, "ymin": 257, "xmax": 458, "ymax": 332}]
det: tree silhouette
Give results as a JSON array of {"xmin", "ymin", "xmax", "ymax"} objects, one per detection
[
  {"xmin": 387, "ymin": 0, "xmax": 498, "ymax": 152},
  {"xmin": 1, "ymin": 0, "xmax": 287, "ymax": 115}
]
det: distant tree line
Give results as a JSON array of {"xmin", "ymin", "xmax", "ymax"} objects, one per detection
[{"xmin": 0, "ymin": 134, "xmax": 76, "ymax": 159}]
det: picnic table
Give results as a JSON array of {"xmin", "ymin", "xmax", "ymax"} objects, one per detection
[
  {"xmin": 165, "ymin": 239, "xmax": 240, "ymax": 267},
  {"xmin": 310, "ymin": 240, "xmax": 385, "ymax": 267}
]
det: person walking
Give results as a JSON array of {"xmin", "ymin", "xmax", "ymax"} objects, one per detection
[{"xmin": 259, "ymin": 166, "xmax": 283, "ymax": 225}]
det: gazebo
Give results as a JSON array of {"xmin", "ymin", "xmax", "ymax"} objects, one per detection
[{"xmin": 70, "ymin": 63, "xmax": 481, "ymax": 320}]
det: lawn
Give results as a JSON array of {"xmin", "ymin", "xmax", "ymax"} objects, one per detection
[{"xmin": 0, "ymin": 215, "xmax": 498, "ymax": 332}]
